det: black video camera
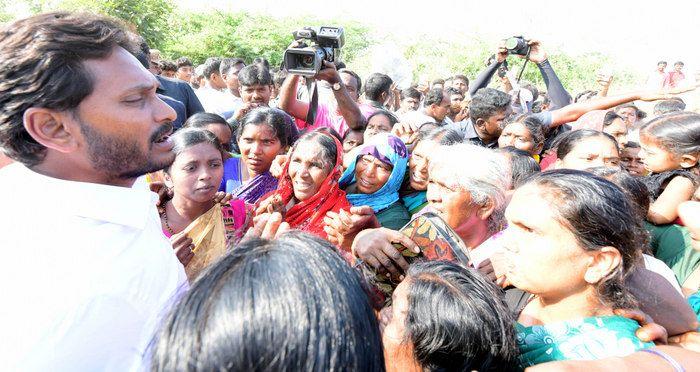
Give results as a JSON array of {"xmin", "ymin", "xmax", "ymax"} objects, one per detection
[
  {"xmin": 283, "ymin": 26, "xmax": 345, "ymax": 77},
  {"xmin": 505, "ymin": 36, "xmax": 530, "ymax": 56}
]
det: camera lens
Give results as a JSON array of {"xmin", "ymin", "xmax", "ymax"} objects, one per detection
[
  {"xmin": 505, "ymin": 38, "xmax": 519, "ymax": 50},
  {"xmin": 300, "ymin": 55, "xmax": 314, "ymax": 68}
]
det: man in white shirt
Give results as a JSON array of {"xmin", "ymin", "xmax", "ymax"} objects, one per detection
[
  {"xmin": 0, "ymin": 12, "xmax": 187, "ymax": 371},
  {"xmin": 195, "ymin": 57, "xmax": 239, "ymax": 116}
]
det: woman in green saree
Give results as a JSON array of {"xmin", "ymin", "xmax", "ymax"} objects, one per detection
[{"xmin": 501, "ymin": 170, "xmax": 654, "ymax": 368}]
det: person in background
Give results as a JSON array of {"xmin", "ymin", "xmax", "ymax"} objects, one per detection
[
  {"xmin": 620, "ymin": 141, "xmax": 646, "ymax": 176},
  {"xmin": 396, "ymin": 87, "xmax": 422, "ymax": 115},
  {"xmin": 159, "ymin": 60, "xmax": 177, "ymax": 78},
  {"xmin": 220, "ymin": 57, "xmax": 246, "ymax": 112},
  {"xmin": 451, "ymin": 74, "xmax": 470, "ymax": 94},
  {"xmin": 0, "ymin": 12, "xmax": 186, "ymax": 370},
  {"xmin": 174, "ymin": 57, "xmax": 194, "ymax": 83},
  {"xmin": 195, "ymin": 57, "xmax": 238, "ymax": 115},
  {"xmin": 664, "ymin": 61, "xmax": 686, "ymax": 89},
  {"xmin": 363, "ymin": 73, "xmax": 394, "ymax": 111},
  {"xmin": 647, "ymin": 61, "xmax": 668, "ymax": 90},
  {"xmin": 554, "ymin": 130, "xmax": 621, "ymax": 171},
  {"xmin": 444, "ymin": 87, "xmax": 464, "ymax": 123},
  {"xmin": 398, "ymin": 88, "xmax": 452, "ymax": 128},
  {"xmin": 654, "ymin": 98, "xmax": 686, "ymax": 116},
  {"xmin": 430, "ymin": 78, "xmax": 445, "ymax": 90},
  {"xmin": 191, "ymin": 64, "xmax": 205, "ymax": 90}
]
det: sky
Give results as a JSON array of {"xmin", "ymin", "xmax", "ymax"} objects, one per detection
[{"xmin": 174, "ymin": 0, "xmax": 699, "ymax": 75}]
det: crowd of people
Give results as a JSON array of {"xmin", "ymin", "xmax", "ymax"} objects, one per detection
[{"xmin": 2, "ymin": 11, "xmax": 700, "ymax": 371}]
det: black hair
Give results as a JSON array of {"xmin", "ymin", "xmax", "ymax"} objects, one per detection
[
  {"xmin": 445, "ymin": 87, "xmax": 463, "ymax": 98},
  {"xmin": 158, "ymin": 60, "xmax": 177, "ymax": 72},
  {"xmin": 519, "ymin": 82, "xmax": 539, "ymax": 101},
  {"xmin": 603, "ymin": 110, "xmax": 624, "ymax": 126},
  {"xmin": 674, "ymin": 61, "xmax": 684, "ymax": 66},
  {"xmin": 176, "ymin": 57, "xmax": 193, "ymax": 68},
  {"xmin": 401, "ymin": 87, "xmax": 422, "ymax": 101},
  {"xmin": 614, "ymin": 103, "xmax": 647, "ymax": 120},
  {"xmin": 498, "ymin": 146, "xmax": 541, "ymax": 188},
  {"xmin": 237, "ymin": 64, "xmax": 272, "ymax": 87},
  {"xmin": 640, "ymin": 111, "xmax": 700, "ymax": 157},
  {"xmin": 314, "ymin": 126, "xmax": 343, "ymax": 142},
  {"xmin": 364, "ymin": 73, "xmax": 393, "ymax": 101},
  {"xmin": 236, "ymin": 107, "xmax": 291, "ymax": 148},
  {"xmin": 509, "ymin": 114, "xmax": 545, "ymax": 152},
  {"xmin": 184, "ymin": 112, "xmax": 231, "ymax": 132},
  {"xmin": 150, "ymin": 231, "xmax": 385, "ymax": 371},
  {"xmin": 219, "ymin": 57, "xmax": 245, "ymax": 76},
  {"xmin": 523, "ymin": 169, "xmax": 643, "ymax": 309},
  {"xmin": 653, "ymin": 99, "xmax": 686, "ymax": 115},
  {"xmin": 273, "ymin": 69, "xmax": 287, "ymax": 88},
  {"xmin": 574, "ymin": 90, "xmax": 598, "ymax": 103},
  {"xmin": 469, "ymin": 88, "xmax": 511, "ymax": 122},
  {"xmin": 588, "ymin": 167, "xmax": 651, "ymax": 226},
  {"xmin": 203, "ymin": 57, "xmax": 223, "ymax": 80},
  {"xmin": 339, "ymin": 69, "xmax": 362, "ymax": 92},
  {"xmin": 452, "ymin": 74, "xmax": 469, "ymax": 86},
  {"xmin": 424, "ymin": 88, "xmax": 446, "ymax": 107},
  {"xmin": 253, "ymin": 56, "xmax": 270, "ymax": 70},
  {"xmin": 404, "ymin": 261, "xmax": 519, "ymax": 372},
  {"xmin": 556, "ymin": 129, "xmax": 619, "ymax": 159},
  {"xmin": 658, "ymin": 61, "xmax": 667, "ymax": 65},
  {"xmin": 0, "ymin": 12, "xmax": 136, "ymax": 166},
  {"xmin": 367, "ymin": 110, "xmax": 398, "ymax": 126},
  {"xmin": 290, "ymin": 130, "xmax": 339, "ymax": 171},
  {"xmin": 415, "ymin": 127, "xmax": 463, "ymax": 146},
  {"xmin": 165, "ymin": 128, "xmax": 223, "ymax": 174}
]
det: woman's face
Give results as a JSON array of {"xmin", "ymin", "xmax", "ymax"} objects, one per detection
[
  {"xmin": 603, "ymin": 118, "xmax": 628, "ymax": 148},
  {"xmin": 342, "ymin": 130, "xmax": 364, "ymax": 153},
  {"xmin": 167, "ymin": 142, "xmax": 224, "ymax": 203},
  {"xmin": 239, "ymin": 124, "xmax": 283, "ymax": 177},
  {"xmin": 365, "ymin": 114, "xmax": 393, "ymax": 142},
  {"xmin": 288, "ymin": 140, "xmax": 333, "ymax": 202},
  {"xmin": 502, "ymin": 184, "xmax": 595, "ymax": 299},
  {"xmin": 498, "ymin": 122, "xmax": 539, "ymax": 155},
  {"xmin": 205, "ymin": 123, "xmax": 233, "ymax": 153},
  {"xmin": 354, "ymin": 154, "xmax": 393, "ymax": 194},
  {"xmin": 426, "ymin": 172, "xmax": 483, "ymax": 236},
  {"xmin": 556, "ymin": 136, "xmax": 620, "ymax": 171},
  {"xmin": 408, "ymin": 140, "xmax": 436, "ymax": 190}
]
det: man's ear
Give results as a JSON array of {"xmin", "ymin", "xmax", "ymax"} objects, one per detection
[
  {"xmin": 474, "ymin": 118, "xmax": 486, "ymax": 129},
  {"xmin": 680, "ymin": 153, "xmax": 699, "ymax": 169},
  {"xmin": 23, "ymin": 108, "xmax": 80, "ymax": 154}
]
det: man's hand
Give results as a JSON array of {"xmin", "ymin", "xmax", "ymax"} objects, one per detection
[
  {"xmin": 526, "ymin": 39, "xmax": 547, "ymax": 64},
  {"xmin": 243, "ymin": 212, "xmax": 290, "ymax": 240},
  {"xmin": 668, "ymin": 331, "xmax": 700, "ymax": 352},
  {"xmin": 150, "ymin": 181, "xmax": 172, "ymax": 208},
  {"xmin": 170, "ymin": 231, "xmax": 194, "ymax": 266},
  {"xmin": 613, "ymin": 308, "xmax": 668, "ymax": 345},
  {"xmin": 496, "ymin": 44, "xmax": 508, "ymax": 63},
  {"xmin": 234, "ymin": 102, "xmax": 263, "ymax": 121},
  {"xmin": 351, "ymin": 227, "xmax": 420, "ymax": 279},
  {"xmin": 323, "ymin": 206, "xmax": 381, "ymax": 250},
  {"xmin": 392, "ymin": 122, "xmax": 419, "ymax": 145},
  {"xmin": 315, "ymin": 60, "xmax": 341, "ymax": 84}
]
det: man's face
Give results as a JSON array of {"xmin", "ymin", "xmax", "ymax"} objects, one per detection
[
  {"xmin": 452, "ymin": 78, "xmax": 468, "ymax": 94},
  {"xmin": 657, "ymin": 63, "xmax": 667, "ymax": 72},
  {"xmin": 475, "ymin": 107, "xmax": 512, "ymax": 143},
  {"xmin": 69, "ymin": 47, "xmax": 176, "ymax": 185},
  {"xmin": 223, "ymin": 63, "xmax": 245, "ymax": 92},
  {"xmin": 429, "ymin": 95, "xmax": 451, "ymax": 122},
  {"xmin": 674, "ymin": 63, "xmax": 683, "ymax": 73},
  {"xmin": 401, "ymin": 97, "xmax": 420, "ymax": 111},
  {"xmin": 340, "ymin": 72, "xmax": 360, "ymax": 102},
  {"xmin": 209, "ymin": 72, "xmax": 227, "ymax": 90},
  {"xmin": 148, "ymin": 59, "xmax": 161, "ymax": 75},
  {"xmin": 240, "ymin": 84, "xmax": 272, "ymax": 105},
  {"xmin": 450, "ymin": 93, "xmax": 463, "ymax": 115},
  {"xmin": 175, "ymin": 65, "xmax": 193, "ymax": 82}
]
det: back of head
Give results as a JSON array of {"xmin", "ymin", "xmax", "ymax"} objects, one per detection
[
  {"xmin": 416, "ymin": 127, "xmax": 463, "ymax": 146},
  {"xmin": 497, "ymin": 146, "xmax": 541, "ymax": 188},
  {"xmin": 424, "ymin": 88, "xmax": 445, "ymax": 107},
  {"xmin": 401, "ymin": 87, "xmax": 422, "ymax": 101},
  {"xmin": 364, "ymin": 73, "xmax": 393, "ymax": 101},
  {"xmin": 183, "ymin": 112, "xmax": 229, "ymax": 130},
  {"xmin": 238, "ymin": 64, "xmax": 272, "ymax": 87},
  {"xmin": 588, "ymin": 167, "xmax": 651, "ymax": 222},
  {"xmin": 220, "ymin": 57, "xmax": 245, "ymax": 76},
  {"xmin": 653, "ymin": 99, "xmax": 686, "ymax": 116},
  {"xmin": 150, "ymin": 231, "xmax": 384, "ymax": 371},
  {"xmin": 469, "ymin": 88, "xmax": 512, "ymax": 122},
  {"xmin": 203, "ymin": 57, "xmax": 223, "ymax": 80},
  {"xmin": 0, "ymin": 11, "xmax": 134, "ymax": 167},
  {"xmin": 405, "ymin": 261, "xmax": 518, "ymax": 371}
]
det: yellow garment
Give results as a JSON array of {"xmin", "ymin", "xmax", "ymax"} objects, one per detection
[{"xmin": 182, "ymin": 204, "xmax": 227, "ymax": 281}]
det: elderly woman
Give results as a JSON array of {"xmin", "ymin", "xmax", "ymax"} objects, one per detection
[
  {"xmin": 159, "ymin": 128, "xmax": 250, "ymax": 280},
  {"xmin": 381, "ymin": 260, "xmax": 519, "ymax": 372},
  {"xmin": 256, "ymin": 130, "xmax": 351, "ymax": 241},
  {"xmin": 502, "ymin": 170, "xmax": 653, "ymax": 366}
]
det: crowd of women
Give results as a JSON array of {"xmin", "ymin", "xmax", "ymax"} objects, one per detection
[{"xmin": 147, "ymin": 75, "xmax": 700, "ymax": 370}]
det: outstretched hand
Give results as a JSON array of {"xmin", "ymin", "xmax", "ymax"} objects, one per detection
[
  {"xmin": 351, "ymin": 227, "xmax": 420, "ymax": 280},
  {"xmin": 243, "ymin": 212, "xmax": 290, "ymax": 240}
]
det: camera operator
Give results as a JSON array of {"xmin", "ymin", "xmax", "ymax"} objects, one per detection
[{"xmin": 279, "ymin": 57, "xmax": 367, "ymax": 137}]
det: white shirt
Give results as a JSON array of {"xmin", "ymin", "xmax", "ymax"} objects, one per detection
[
  {"xmin": 195, "ymin": 85, "xmax": 239, "ymax": 115},
  {"xmin": 399, "ymin": 109, "xmax": 437, "ymax": 128},
  {"xmin": 0, "ymin": 163, "xmax": 187, "ymax": 371}
]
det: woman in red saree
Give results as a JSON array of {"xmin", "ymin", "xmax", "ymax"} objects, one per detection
[{"xmin": 257, "ymin": 130, "xmax": 351, "ymax": 242}]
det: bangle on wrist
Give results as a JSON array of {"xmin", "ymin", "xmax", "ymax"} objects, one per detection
[{"xmin": 640, "ymin": 349, "xmax": 684, "ymax": 372}]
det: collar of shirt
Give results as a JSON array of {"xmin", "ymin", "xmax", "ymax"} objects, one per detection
[{"xmin": 6, "ymin": 163, "xmax": 158, "ymax": 230}]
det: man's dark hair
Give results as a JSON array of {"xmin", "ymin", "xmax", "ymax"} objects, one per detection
[
  {"xmin": 176, "ymin": 57, "xmax": 193, "ymax": 69},
  {"xmin": 238, "ymin": 64, "xmax": 272, "ymax": 87},
  {"xmin": 0, "ymin": 12, "xmax": 135, "ymax": 166},
  {"xmin": 339, "ymin": 68, "xmax": 362, "ymax": 92},
  {"xmin": 220, "ymin": 57, "xmax": 245, "ymax": 76},
  {"xmin": 424, "ymin": 88, "xmax": 445, "ymax": 106},
  {"xmin": 203, "ymin": 57, "xmax": 223, "ymax": 80},
  {"xmin": 431, "ymin": 78, "xmax": 445, "ymax": 86},
  {"xmin": 658, "ymin": 61, "xmax": 667, "ymax": 66},
  {"xmin": 520, "ymin": 82, "xmax": 539, "ymax": 101},
  {"xmin": 452, "ymin": 74, "xmax": 469, "ymax": 85},
  {"xmin": 253, "ymin": 57, "xmax": 270, "ymax": 70},
  {"xmin": 469, "ymin": 88, "xmax": 512, "ymax": 122},
  {"xmin": 159, "ymin": 60, "xmax": 177, "ymax": 73},
  {"xmin": 273, "ymin": 69, "xmax": 287, "ymax": 88},
  {"xmin": 674, "ymin": 61, "xmax": 684, "ymax": 67},
  {"xmin": 401, "ymin": 87, "xmax": 422, "ymax": 101},
  {"xmin": 363, "ymin": 73, "xmax": 393, "ymax": 101},
  {"xmin": 445, "ymin": 87, "xmax": 463, "ymax": 99},
  {"xmin": 654, "ymin": 99, "xmax": 686, "ymax": 115}
]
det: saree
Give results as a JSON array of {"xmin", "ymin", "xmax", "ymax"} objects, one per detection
[
  {"xmin": 516, "ymin": 315, "xmax": 654, "ymax": 368},
  {"xmin": 340, "ymin": 134, "xmax": 409, "ymax": 213},
  {"xmin": 232, "ymin": 171, "xmax": 278, "ymax": 204},
  {"xmin": 258, "ymin": 134, "xmax": 351, "ymax": 238}
]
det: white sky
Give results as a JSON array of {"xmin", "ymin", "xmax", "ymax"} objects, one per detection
[{"xmin": 175, "ymin": 0, "xmax": 699, "ymax": 75}]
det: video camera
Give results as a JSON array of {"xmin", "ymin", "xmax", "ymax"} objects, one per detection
[
  {"xmin": 505, "ymin": 36, "xmax": 530, "ymax": 56},
  {"xmin": 283, "ymin": 26, "xmax": 345, "ymax": 77}
]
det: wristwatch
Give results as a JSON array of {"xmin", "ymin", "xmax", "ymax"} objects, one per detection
[{"xmin": 332, "ymin": 82, "xmax": 342, "ymax": 91}]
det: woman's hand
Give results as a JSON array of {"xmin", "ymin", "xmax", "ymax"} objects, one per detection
[
  {"xmin": 323, "ymin": 206, "xmax": 381, "ymax": 250},
  {"xmin": 270, "ymin": 154, "xmax": 288, "ymax": 178},
  {"xmin": 351, "ymin": 227, "xmax": 420, "ymax": 279},
  {"xmin": 243, "ymin": 212, "xmax": 290, "ymax": 240},
  {"xmin": 254, "ymin": 194, "xmax": 286, "ymax": 216},
  {"xmin": 669, "ymin": 331, "xmax": 700, "ymax": 352},
  {"xmin": 170, "ymin": 231, "xmax": 194, "ymax": 266},
  {"xmin": 213, "ymin": 191, "xmax": 232, "ymax": 205}
]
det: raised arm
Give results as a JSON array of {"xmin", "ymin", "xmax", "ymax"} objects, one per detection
[
  {"xmin": 278, "ymin": 73, "xmax": 310, "ymax": 122},
  {"xmin": 524, "ymin": 40, "xmax": 572, "ymax": 110},
  {"xmin": 468, "ymin": 46, "xmax": 508, "ymax": 96}
]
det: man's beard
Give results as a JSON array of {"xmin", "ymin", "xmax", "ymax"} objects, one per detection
[{"xmin": 77, "ymin": 118, "xmax": 174, "ymax": 181}]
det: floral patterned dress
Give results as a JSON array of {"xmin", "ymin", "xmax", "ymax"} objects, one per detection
[{"xmin": 516, "ymin": 315, "xmax": 654, "ymax": 368}]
